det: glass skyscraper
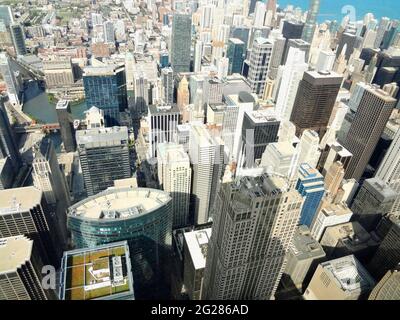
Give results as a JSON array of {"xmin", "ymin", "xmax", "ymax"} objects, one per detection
[
  {"xmin": 83, "ymin": 65, "xmax": 128, "ymax": 126},
  {"xmin": 170, "ymin": 14, "xmax": 192, "ymax": 73},
  {"xmin": 296, "ymin": 163, "xmax": 325, "ymax": 227},
  {"xmin": 227, "ymin": 38, "xmax": 245, "ymax": 75}
]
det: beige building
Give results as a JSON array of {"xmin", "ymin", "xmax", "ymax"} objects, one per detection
[
  {"xmin": 43, "ymin": 58, "xmax": 74, "ymax": 88},
  {"xmin": 304, "ymin": 255, "xmax": 375, "ymax": 300},
  {"xmin": 177, "ymin": 76, "xmax": 189, "ymax": 112},
  {"xmin": 369, "ymin": 265, "xmax": 400, "ymax": 300}
]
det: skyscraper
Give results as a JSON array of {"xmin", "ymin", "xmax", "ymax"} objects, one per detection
[
  {"xmin": 177, "ymin": 76, "xmax": 189, "ymax": 112},
  {"xmin": 189, "ymin": 124, "xmax": 224, "ymax": 225},
  {"xmin": 0, "ymin": 99, "xmax": 21, "ymax": 174},
  {"xmin": 56, "ymin": 100, "xmax": 76, "ymax": 152},
  {"xmin": 103, "ymin": 20, "xmax": 115, "ymax": 43},
  {"xmin": 295, "ymin": 163, "xmax": 325, "ymax": 227},
  {"xmin": 203, "ymin": 174, "xmax": 304, "ymax": 299},
  {"xmin": 76, "ymin": 126, "xmax": 131, "ymax": 196},
  {"xmin": 369, "ymin": 266, "xmax": 400, "ymax": 300},
  {"xmin": 83, "ymin": 65, "xmax": 128, "ymax": 126},
  {"xmin": 0, "ymin": 52, "xmax": 21, "ymax": 105},
  {"xmin": 10, "ymin": 23, "xmax": 26, "ymax": 56},
  {"xmin": 0, "ymin": 5, "xmax": 13, "ymax": 27},
  {"xmin": 301, "ymin": 0, "xmax": 320, "ymax": 43},
  {"xmin": 161, "ymin": 67, "xmax": 174, "ymax": 105},
  {"xmin": 133, "ymin": 71, "xmax": 149, "ymax": 116},
  {"xmin": 342, "ymin": 83, "xmax": 397, "ymax": 180},
  {"xmin": 170, "ymin": 14, "xmax": 192, "ymax": 73},
  {"xmin": 157, "ymin": 143, "xmax": 191, "ymax": 228},
  {"xmin": 290, "ymin": 70, "xmax": 342, "ymax": 137},
  {"xmin": 246, "ymin": 37, "xmax": 274, "ymax": 96},
  {"xmin": 226, "ymin": 38, "xmax": 245, "ymax": 75}
]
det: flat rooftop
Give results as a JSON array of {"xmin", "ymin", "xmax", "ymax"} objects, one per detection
[
  {"xmin": 83, "ymin": 64, "xmax": 124, "ymax": 76},
  {"xmin": 61, "ymin": 241, "xmax": 134, "ymax": 300},
  {"xmin": 69, "ymin": 187, "xmax": 171, "ymax": 220},
  {"xmin": 184, "ymin": 228, "xmax": 212, "ymax": 270},
  {"xmin": 0, "ymin": 236, "xmax": 33, "ymax": 274},
  {"xmin": 0, "ymin": 186, "xmax": 42, "ymax": 215},
  {"xmin": 290, "ymin": 226, "xmax": 325, "ymax": 260},
  {"xmin": 76, "ymin": 126, "xmax": 128, "ymax": 146}
]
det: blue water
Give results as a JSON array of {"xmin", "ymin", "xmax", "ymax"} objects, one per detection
[{"xmin": 278, "ymin": 0, "xmax": 400, "ymax": 23}]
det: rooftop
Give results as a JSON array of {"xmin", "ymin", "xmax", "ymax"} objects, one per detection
[
  {"xmin": 0, "ymin": 236, "xmax": 33, "ymax": 274},
  {"xmin": 76, "ymin": 126, "xmax": 128, "ymax": 146},
  {"xmin": 290, "ymin": 226, "xmax": 325, "ymax": 260},
  {"xmin": 68, "ymin": 187, "xmax": 171, "ymax": 220},
  {"xmin": 0, "ymin": 187, "xmax": 42, "ymax": 216},
  {"xmin": 83, "ymin": 64, "xmax": 124, "ymax": 76},
  {"xmin": 61, "ymin": 241, "xmax": 134, "ymax": 300},
  {"xmin": 56, "ymin": 99, "xmax": 70, "ymax": 110},
  {"xmin": 184, "ymin": 228, "xmax": 212, "ymax": 270}
]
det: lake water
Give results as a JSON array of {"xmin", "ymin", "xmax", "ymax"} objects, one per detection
[
  {"xmin": 277, "ymin": 0, "xmax": 400, "ymax": 23},
  {"xmin": 23, "ymin": 81, "xmax": 87, "ymax": 124}
]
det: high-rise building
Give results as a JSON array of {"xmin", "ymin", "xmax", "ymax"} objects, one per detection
[
  {"xmin": 76, "ymin": 126, "xmax": 131, "ymax": 196},
  {"xmin": 148, "ymin": 104, "xmax": 180, "ymax": 158},
  {"xmin": 282, "ymin": 225, "xmax": 326, "ymax": 292},
  {"xmin": 32, "ymin": 138, "xmax": 71, "ymax": 247},
  {"xmin": 161, "ymin": 67, "xmax": 174, "ymax": 105},
  {"xmin": 294, "ymin": 130, "xmax": 321, "ymax": 174},
  {"xmin": 303, "ymin": 255, "xmax": 375, "ymax": 300},
  {"xmin": 189, "ymin": 124, "xmax": 224, "ymax": 225},
  {"xmin": 290, "ymin": 70, "xmax": 342, "ymax": 137},
  {"xmin": 0, "ymin": 99, "xmax": 21, "ymax": 174},
  {"xmin": 203, "ymin": 174, "xmax": 304, "ymax": 299},
  {"xmin": 324, "ymin": 161, "xmax": 345, "ymax": 196},
  {"xmin": 59, "ymin": 241, "xmax": 135, "ymax": 300},
  {"xmin": 267, "ymin": 34, "xmax": 286, "ymax": 79},
  {"xmin": 0, "ymin": 187, "xmax": 63, "ymax": 266},
  {"xmin": 0, "ymin": 52, "xmax": 21, "ymax": 105},
  {"xmin": 183, "ymin": 228, "xmax": 211, "ymax": 300},
  {"xmin": 282, "ymin": 39, "xmax": 310, "ymax": 65},
  {"xmin": 133, "ymin": 71, "xmax": 149, "ymax": 116},
  {"xmin": 10, "ymin": 23, "xmax": 27, "ymax": 56},
  {"xmin": 246, "ymin": 37, "xmax": 274, "ymax": 96},
  {"xmin": 68, "ymin": 187, "xmax": 172, "ymax": 299},
  {"xmin": 226, "ymin": 38, "xmax": 245, "ymax": 75},
  {"xmin": 103, "ymin": 20, "xmax": 115, "ymax": 43},
  {"xmin": 170, "ymin": 14, "xmax": 192, "ymax": 73},
  {"xmin": 282, "ymin": 20, "xmax": 304, "ymax": 40},
  {"xmin": 253, "ymin": 1, "xmax": 266, "ymax": 28},
  {"xmin": 301, "ymin": 0, "xmax": 320, "ymax": 43},
  {"xmin": 157, "ymin": 143, "xmax": 191, "ymax": 228},
  {"xmin": 0, "ymin": 157, "xmax": 14, "ymax": 189},
  {"xmin": 295, "ymin": 163, "xmax": 325, "ymax": 227},
  {"xmin": 56, "ymin": 100, "xmax": 76, "ymax": 152},
  {"xmin": 260, "ymin": 141, "xmax": 296, "ymax": 177},
  {"xmin": 0, "ymin": 235, "xmax": 55, "ymax": 300},
  {"xmin": 374, "ymin": 17, "xmax": 391, "ymax": 49},
  {"xmin": 351, "ymin": 178, "xmax": 397, "ymax": 231},
  {"xmin": 240, "ymin": 109, "xmax": 280, "ymax": 168},
  {"xmin": 83, "ymin": 65, "xmax": 128, "ymax": 126},
  {"xmin": 43, "ymin": 58, "xmax": 75, "ymax": 88},
  {"xmin": 342, "ymin": 83, "xmax": 397, "ymax": 180},
  {"xmin": 0, "ymin": 5, "xmax": 13, "ymax": 27},
  {"xmin": 177, "ymin": 76, "xmax": 190, "ymax": 113},
  {"xmin": 275, "ymin": 48, "xmax": 308, "ymax": 121},
  {"xmin": 369, "ymin": 266, "xmax": 400, "ymax": 300}
]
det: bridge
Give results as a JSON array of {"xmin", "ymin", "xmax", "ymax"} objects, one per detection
[{"xmin": 14, "ymin": 123, "xmax": 60, "ymax": 134}]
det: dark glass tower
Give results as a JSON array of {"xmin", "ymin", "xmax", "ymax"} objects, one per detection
[
  {"xmin": 170, "ymin": 14, "xmax": 192, "ymax": 73},
  {"xmin": 227, "ymin": 38, "xmax": 245, "ymax": 75}
]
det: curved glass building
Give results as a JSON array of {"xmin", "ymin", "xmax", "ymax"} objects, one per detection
[{"xmin": 67, "ymin": 187, "xmax": 172, "ymax": 298}]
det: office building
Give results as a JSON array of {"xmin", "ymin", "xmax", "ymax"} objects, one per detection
[
  {"xmin": 59, "ymin": 241, "xmax": 135, "ymax": 300},
  {"xmin": 240, "ymin": 109, "xmax": 280, "ymax": 168},
  {"xmin": 301, "ymin": 0, "xmax": 320, "ymax": 43},
  {"xmin": 368, "ymin": 216, "xmax": 400, "ymax": 280},
  {"xmin": 32, "ymin": 138, "xmax": 71, "ymax": 247},
  {"xmin": 0, "ymin": 5, "xmax": 13, "ymax": 27},
  {"xmin": 183, "ymin": 228, "xmax": 211, "ymax": 300},
  {"xmin": 351, "ymin": 178, "xmax": 397, "ymax": 231},
  {"xmin": 275, "ymin": 48, "xmax": 308, "ymax": 121},
  {"xmin": 260, "ymin": 141, "xmax": 295, "ymax": 177},
  {"xmin": 161, "ymin": 67, "xmax": 174, "ymax": 105},
  {"xmin": 342, "ymin": 83, "xmax": 397, "ymax": 180},
  {"xmin": 76, "ymin": 126, "xmax": 131, "ymax": 196},
  {"xmin": 83, "ymin": 65, "xmax": 128, "ymax": 126},
  {"xmin": 68, "ymin": 186, "xmax": 172, "ymax": 298},
  {"xmin": 177, "ymin": 76, "xmax": 190, "ymax": 112},
  {"xmin": 0, "ymin": 52, "xmax": 21, "ymax": 105},
  {"xmin": 43, "ymin": 58, "xmax": 74, "ymax": 88},
  {"xmin": 374, "ymin": 17, "xmax": 391, "ymax": 49},
  {"xmin": 170, "ymin": 14, "xmax": 192, "ymax": 73},
  {"xmin": 282, "ymin": 225, "xmax": 326, "ymax": 292},
  {"xmin": 268, "ymin": 35, "xmax": 286, "ymax": 80},
  {"xmin": 0, "ymin": 99, "xmax": 21, "ymax": 174},
  {"xmin": 103, "ymin": 20, "xmax": 115, "ymax": 43},
  {"xmin": 295, "ymin": 163, "xmax": 325, "ymax": 227},
  {"xmin": 0, "ymin": 157, "xmax": 13, "ymax": 189},
  {"xmin": 295, "ymin": 130, "xmax": 321, "ymax": 174},
  {"xmin": 10, "ymin": 23, "xmax": 26, "ymax": 56},
  {"xmin": 0, "ymin": 235, "xmax": 55, "ymax": 300},
  {"xmin": 226, "ymin": 38, "xmax": 245, "ymax": 75},
  {"xmin": 148, "ymin": 104, "xmax": 180, "ymax": 158},
  {"xmin": 246, "ymin": 37, "xmax": 273, "ymax": 96},
  {"xmin": 157, "ymin": 143, "xmax": 191, "ymax": 228},
  {"xmin": 133, "ymin": 71, "xmax": 149, "ymax": 116},
  {"xmin": 290, "ymin": 70, "xmax": 342, "ymax": 138},
  {"xmin": 369, "ymin": 266, "xmax": 400, "ymax": 300},
  {"xmin": 318, "ymin": 142, "xmax": 352, "ymax": 176},
  {"xmin": 203, "ymin": 174, "xmax": 304, "ymax": 300},
  {"xmin": 304, "ymin": 255, "xmax": 375, "ymax": 300},
  {"xmin": 0, "ymin": 187, "xmax": 63, "ymax": 266},
  {"xmin": 282, "ymin": 39, "xmax": 310, "ymax": 65},
  {"xmin": 319, "ymin": 221, "xmax": 379, "ymax": 262},
  {"xmin": 310, "ymin": 202, "xmax": 353, "ymax": 241},
  {"xmin": 324, "ymin": 161, "xmax": 345, "ymax": 196},
  {"xmin": 189, "ymin": 124, "xmax": 224, "ymax": 225},
  {"xmin": 56, "ymin": 100, "xmax": 76, "ymax": 152}
]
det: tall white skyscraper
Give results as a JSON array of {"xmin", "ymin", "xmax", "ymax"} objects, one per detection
[
  {"xmin": 275, "ymin": 48, "xmax": 308, "ymax": 121},
  {"xmin": 189, "ymin": 124, "xmax": 224, "ymax": 225},
  {"xmin": 202, "ymin": 174, "xmax": 304, "ymax": 299},
  {"xmin": 295, "ymin": 130, "xmax": 321, "ymax": 173},
  {"xmin": 374, "ymin": 17, "xmax": 391, "ymax": 48},
  {"xmin": 253, "ymin": 1, "xmax": 266, "ymax": 28},
  {"xmin": 0, "ymin": 52, "xmax": 21, "ymax": 106},
  {"xmin": 157, "ymin": 143, "xmax": 191, "ymax": 227},
  {"xmin": 194, "ymin": 40, "xmax": 203, "ymax": 73},
  {"xmin": 103, "ymin": 20, "xmax": 115, "ymax": 43}
]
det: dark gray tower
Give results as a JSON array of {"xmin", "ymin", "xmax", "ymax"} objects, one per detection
[{"xmin": 56, "ymin": 100, "xmax": 76, "ymax": 152}]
